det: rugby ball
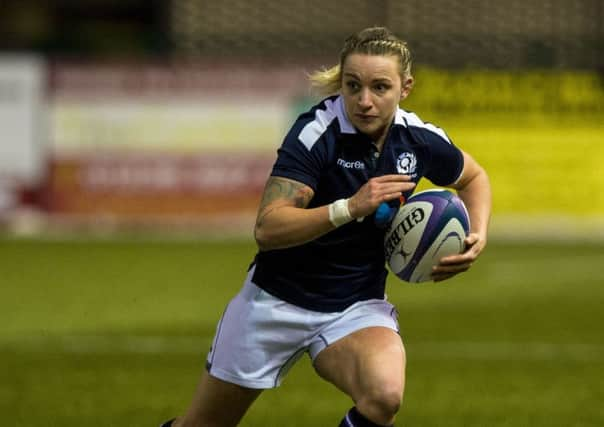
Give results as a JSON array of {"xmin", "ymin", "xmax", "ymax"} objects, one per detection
[{"xmin": 384, "ymin": 189, "xmax": 470, "ymax": 283}]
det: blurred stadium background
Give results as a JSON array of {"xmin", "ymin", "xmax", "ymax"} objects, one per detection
[
  {"xmin": 1, "ymin": 0, "xmax": 603, "ymax": 238},
  {"xmin": 1, "ymin": 1, "xmax": 603, "ymax": 426}
]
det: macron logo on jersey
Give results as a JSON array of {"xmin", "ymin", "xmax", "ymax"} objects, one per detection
[{"xmin": 337, "ymin": 158, "xmax": 365, "ymax": 169}]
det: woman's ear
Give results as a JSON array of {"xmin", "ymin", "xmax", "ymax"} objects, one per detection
[{"xmin": 400, "ymin": 77, "xmax": 414, "ymax": 100}]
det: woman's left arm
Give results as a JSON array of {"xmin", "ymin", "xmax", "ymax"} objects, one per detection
[{"xmin": 432, "ymin": 150, "xmax": 492, "ymax": 282}]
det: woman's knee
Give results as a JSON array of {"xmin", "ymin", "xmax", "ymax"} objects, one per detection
[{"xmin": 356, "ymin": 382, "xmax": 403, "ymax": 424}]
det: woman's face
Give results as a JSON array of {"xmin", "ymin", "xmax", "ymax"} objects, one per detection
[{"xmin": 341, "ymin": 53, "xmax": 412, "ymax": 144}]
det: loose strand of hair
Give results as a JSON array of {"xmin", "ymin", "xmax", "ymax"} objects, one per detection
[{"xmin": 308, "ymin": 64, "xmax": 341, "ymax": 96}]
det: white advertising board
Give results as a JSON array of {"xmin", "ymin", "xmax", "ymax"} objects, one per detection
[
  {"xmin": 0, "ymin": 56, "xmax": 46, "ymax": 213},
  {"xmin": 0, "ymin": 55, "xmax": 45, "ymax": 184}
]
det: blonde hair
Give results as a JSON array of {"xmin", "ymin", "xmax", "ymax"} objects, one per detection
[{"xmin": 309, "ymin": 27, "xmax": 413, "ymax": 96}]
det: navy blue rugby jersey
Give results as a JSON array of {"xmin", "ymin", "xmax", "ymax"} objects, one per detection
[{"xmin": 251, "ymin": 95, "xmax": 464, "ymax": 312}]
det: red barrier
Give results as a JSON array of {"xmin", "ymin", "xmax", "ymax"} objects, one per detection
[{"xmin": 45, "ymin": 152, "xmax": 274, "ymax": 218}]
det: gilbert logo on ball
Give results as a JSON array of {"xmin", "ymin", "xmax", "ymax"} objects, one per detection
[{"xmin": 384, "ymin": 189, "xmax": 470, "ymax": 283}]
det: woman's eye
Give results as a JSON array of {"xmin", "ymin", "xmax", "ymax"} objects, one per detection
[{"xmin": 346, "ymin": 81, "xmax": 360, "ymax": 90}]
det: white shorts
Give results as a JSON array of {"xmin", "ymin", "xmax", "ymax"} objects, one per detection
[{"xmin": 206, "ymin": 266, "xmax": 400, "ymax": 389}]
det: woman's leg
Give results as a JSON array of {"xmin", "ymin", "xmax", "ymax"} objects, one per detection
[
  {"xmin": 174, "ymin": 369, "xmax": 262, "ymax": 427},
  {"xmin": 313, "ymin": 327, "xmax": 406, "ymax": 426}
]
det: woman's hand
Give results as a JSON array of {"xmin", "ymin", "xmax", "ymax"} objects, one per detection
[
  {"xmin": 431, "ymin": 232, "xmax": 487, "ymax": 282},
  {"xmin": 348, "ymin": 174, "xmax": 416, "ymax": 219}
]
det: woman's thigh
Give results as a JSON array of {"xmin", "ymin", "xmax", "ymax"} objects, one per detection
[{"xmin": 313, "ymin": 326, "xmax": 406, "ymax": 405}]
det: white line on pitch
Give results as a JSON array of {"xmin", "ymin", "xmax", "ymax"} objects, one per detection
[
  {"xmin": 1, "ymin": 335, "xmax": 603, "ymax": 362},
  {"xmin": 408, "ymin": 341, "xmax": 604, "ymax": 362},
  {"xmin": 0, "ymin": 335, "xmax": 210, "ymax": 354}
]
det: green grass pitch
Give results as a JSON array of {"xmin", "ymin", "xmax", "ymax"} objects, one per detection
[{"xmin": 1, "ymin": 238, "xmax": 603, "ymax": 426}]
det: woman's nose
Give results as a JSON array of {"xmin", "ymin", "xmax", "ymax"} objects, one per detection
[{"xmin": 358, "ymin": 88, "xmax": 372, "ymax": 108}]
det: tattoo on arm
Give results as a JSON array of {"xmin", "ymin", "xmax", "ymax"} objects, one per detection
[
  {"xmin": 259, "ymin": 177, "xmax": 313, "ymax": 210},
  {"xmin": 256, "ymin": 177, "xmax": 314, "ymax": 226}
]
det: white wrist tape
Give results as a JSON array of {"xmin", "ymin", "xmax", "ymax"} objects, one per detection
[{"xmin": 328, "ymin": 198, "xmax": 353, "ymax": 227}]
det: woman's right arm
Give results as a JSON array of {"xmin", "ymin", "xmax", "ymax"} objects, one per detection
[
  {"xmin": 254, "ymin": 175, "xmax": 416, "ymax": 251},
  {"xmin": 254, "ymin": 176, "xmax": 332, "ymax": 251}
]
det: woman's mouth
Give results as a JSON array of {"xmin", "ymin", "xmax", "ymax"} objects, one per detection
[{"xmin": 356, "ymin": 114, "xmax": 376, "ymax": 121}]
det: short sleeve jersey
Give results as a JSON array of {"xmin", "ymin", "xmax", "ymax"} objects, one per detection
[{"xmin": 251, "ymin": 95, "xmax": 464, "ymax": 312}]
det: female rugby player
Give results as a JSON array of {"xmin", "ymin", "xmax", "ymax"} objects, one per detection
[{"xmin": 162, "ymin": 26, "xmax": 491, "ymax": 427}]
